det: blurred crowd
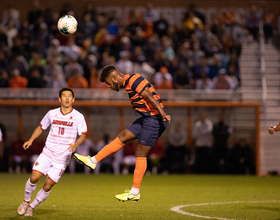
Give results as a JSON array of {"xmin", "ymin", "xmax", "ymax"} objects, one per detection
[
  {"xmin": 0, "ymin": 111, "xmax": 254, "ymax": 175},
  {"xmin": 0, "ymin": 1, "xmax": 278, "ymax": 91}
]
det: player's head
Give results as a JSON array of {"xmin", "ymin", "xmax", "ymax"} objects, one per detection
[
  {"xmin": 59, "ymin": 87, "xmax": 74, "ymax": 98},
  {"xmin": 100, "ymin": 65, "xmax": 123, "ymax": 92},
  {"xmin": 59, "ymin": 87, "xmax": 75, "ymax": 108}
]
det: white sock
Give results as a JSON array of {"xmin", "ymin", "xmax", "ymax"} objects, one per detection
[
  {"xmin": 30, "ymin": 189, "xmax": 50, "ymax": 209},
  {"xmin": 90, "ymin": 156, "xmax": 98, "ymax": 164},
  {"xmin": 130, "ymin": 187, "xmax": 139, "ymax": 196},
  {"xmin": 24, "ymin": 178, "xmax": 36, "ymax": 202}
]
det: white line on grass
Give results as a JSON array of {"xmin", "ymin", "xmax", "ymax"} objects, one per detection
[{"xmin": 170, "ymin": 200, "xmax": 280, "ymax": 220}]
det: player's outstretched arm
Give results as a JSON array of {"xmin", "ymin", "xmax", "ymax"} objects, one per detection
[
  {"xmin": 141, "ymin": 87, "xmax": 171, "ymax": 123},
  {"xmin": 23, "ymin": 126, "xmax": 43, "ymax": 150},
  {"xmin": 68, "ymin": 133, "xmax": 86, "ymax": 152}
]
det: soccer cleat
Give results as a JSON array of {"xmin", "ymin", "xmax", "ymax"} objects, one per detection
[
  {"xmin": 115, "ymin": 189, "xmax": 140, "ymax": 202},
  {"xmin": 24, "ymin": 206, "xmax": 33, "ymax": 216},
  {"xmin": 74, "ymin": 153, "xmax": 96, "ymax": 170},
  {"xmin": 17, "ymin": 201, "xmax": 29, "ymax": 215}
]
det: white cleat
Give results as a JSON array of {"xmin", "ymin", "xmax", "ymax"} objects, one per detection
[
  {"xmin": 17, "ymin": 201, "xmax": 29, "ymax": 215},
  {"xmin": 24, "ymin": 206, "xmax": 33, "ymax": 217}
]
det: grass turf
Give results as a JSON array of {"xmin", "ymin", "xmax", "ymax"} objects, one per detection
[{"xmin": 0, "ymin": 173, "xmax": 280, "ymax": 220}]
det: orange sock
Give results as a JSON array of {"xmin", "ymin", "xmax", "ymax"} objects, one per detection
[
  {"xmin": 95, "ymin": 137, "xmax": 125, "ymax": 162},
  {"xmin": 133, "ymin": 157, "xmax": 147, "ymax": 189}
]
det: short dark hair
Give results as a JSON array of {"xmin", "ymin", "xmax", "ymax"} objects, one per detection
[
  {"xmin": 100, "ymin": 65, "xmax": 117, "ymax": 82},
  {"xmin": 59, "ymin": 87, "xmax": 74, "ymax": 98}
]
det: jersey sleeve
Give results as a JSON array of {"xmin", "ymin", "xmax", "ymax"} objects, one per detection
[
  {"xmin": 77, "ymin": 114, "xmax": 87, "ymax": 136},
  {"xmin": 40, "ymin": 110, "xmax": 52, "ymax": 130}
]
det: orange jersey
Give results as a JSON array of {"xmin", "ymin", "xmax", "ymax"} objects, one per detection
[{"xmin": 123, "ymin": 73, "xmax": 165, "ymax": 116}]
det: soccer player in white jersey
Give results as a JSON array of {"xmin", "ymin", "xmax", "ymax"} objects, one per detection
[{"xmin": 17, "ymin": 88, "xmax": 87, "ymax": 217}]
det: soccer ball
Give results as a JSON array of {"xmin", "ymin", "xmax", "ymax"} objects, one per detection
[{"xmin": 57, "ymin": 15, "xmax": 78, "ymax": 36}]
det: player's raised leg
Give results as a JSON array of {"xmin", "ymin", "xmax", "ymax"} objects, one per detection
[{"xmin": 74, "ymin": 130, "xmax": 136, "ymax": 170}]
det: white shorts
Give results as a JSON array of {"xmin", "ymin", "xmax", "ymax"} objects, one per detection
[{"xmin": 32, "ymin": 153, "xmax": 67, "ymax": 183}]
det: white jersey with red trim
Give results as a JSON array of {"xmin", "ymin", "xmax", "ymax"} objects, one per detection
[{"xmin": 40, "ymin": 107, "xmax": 87, "ymax": 165}]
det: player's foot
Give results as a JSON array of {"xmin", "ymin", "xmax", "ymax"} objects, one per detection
[
  {"xmin": 115, "ymin": 189, "xmax": 140, "ymax": 202},
  {"xmin": 74, "ymin": 153, "xmax": 96, "ymax": 170},
  {"xmin": 17, "ymin": 201, "xmax": 29, "ymax": 215},
  {"xmin": 24, "ymin": 206, "xmax": 33, "ymax": 217}
]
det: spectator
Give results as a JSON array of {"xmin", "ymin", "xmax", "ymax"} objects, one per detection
[
  {"xmin": 116, "ymin": 51, "xmax": 133, "ymax": 75},
  {"xmin": 162, "ymin": 36, "xmax": 175, "ymax": 61},
  {"xmin": 28, "ymin": 0, "xmax": 43, "ymax": 26},
  {"xmin": 195, "ymin": 72, "xmax": 213, "ymax": 90},
  {"xmin": 67, "ymin": 68, "xmax": 88, "ymax": 88},
  {"xmin": 43, "ymin": 56, "xmax": 64, "ymax": 81},
  {"xmin": 164, "ymin": 122, "xmax": 188, "ymax": 174},
  {"xmin": 0, "ymin": 69, "xmax": 9, "ymax": 87},
  {"xmin": 229, "ymin": 139, "xmax": 253, "ymax": 174},
  {"xmin": 193, "ymin": 112, "xmax": 213, "ymax": 173},
  {"xmin": 147, "ymin": 139, "xmax": 165, "ymax": 175},
  {"xmin": 173, "ymin": 66, "xmax": 191, "ymax": 89},
  {"xmin": 211, "ymin": 17, "xmax": 224, "ymax": 42},
  {"xmin": 184, "ymin": 11, "xmax": 204, "ymax": 32},
  {"xmin": 79, "ymin": 13, "xmax": 96, "ymax": 39},
  {"xmin": 45, "ymin": 69, "xmax": 67, "ymax": 89},
  {"xmin": 143, "ymin": 2, "xmax": 160, "ymax": 23},
  {"xmin": 156, "ymin": 75, "xmax": 173, "ymax": 89},
  {"xmin": 2, "ymin": 4, "xmax": 20, "ymax": 30},
  {"xmin": 193, "ymin": 56, "xmax": 209, "ymax": 80},
  {"xmin": 9, "ymin": 68, "xmax": 28, "ymax": 88},
  {"xmin": 0, "ymin": 25, "xmax": 8, "ymax": 47},
  {"xmin": 245, "ymin": 5, "xmax": 260, "ymax": 42},
  {"xmin": 208, "ymin": 53, "xmax": 223, "ymax": 79},
  {"xmin": 107, "ymin": 11, "xmax": 120, "ymax": 36},
  {"xmin": 46, "ymin": 38, "xmax": 62, "ymax": 62},
  {"xmin": 8, "ymin": 133, "xmax": 29, "ymax": 174},
  {"xmin": 7, "ymin": 53, "xmax": 29, "ymax": 77},
  {"xmin": 263, "ymin": 7, "xmax": 275, "ymax": 44},
  {"xmin": 212, "ymin": 68, "xmax": 235, "ymax": 90},
  {"xmin": 227, "ymin": 64, "xmax": 240, "ymax": 89},
  {"xmin": 0, "ymin": 50, "xmax": 9, "ymax": 70},
  {"xmin": 154, "ymin": 13, "xmax": 169, "ymax": 38},
  {"xmin": 184, "ymin": 4, "xmax": 206, "ymax": 25},
  {"xmin": 28, "ymin": 68, "xmax": 45, "ymax": 88},
  {"xmin": 192, "ymin": 42, "xmax": 204, "ymax": 66},
  {"xmin": 64, "ymin": 52, "xmax": 84, "ymax": 80},
  {"xmin": 154, "ymin": 66, "xmax": 173, "ymax": 88},
  {"xmin": 3, "ymin": 19, "xmax": 18, "ymax": 48},
  {"xmin": 212, "ymin": 112, "xmax": 232, "ymax": 173}
]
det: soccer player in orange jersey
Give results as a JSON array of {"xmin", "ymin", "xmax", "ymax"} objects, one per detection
[{"xmin": 75, "ymin": 65, "xmax": 171, "ymax": 201}]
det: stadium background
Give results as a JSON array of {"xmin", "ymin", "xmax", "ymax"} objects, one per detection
[{"xmin": 0, "ymin": 0, "xmax": 279, "ymax": 176}]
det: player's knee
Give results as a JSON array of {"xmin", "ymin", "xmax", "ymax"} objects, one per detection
[{"xmin": 30, "ymin": 176, "xmax": 40, "ymax": 184}]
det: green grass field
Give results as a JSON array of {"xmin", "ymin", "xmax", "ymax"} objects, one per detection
[{"xmin": 0, "ymin": 173, "xmax": 280, "ymax": 220}]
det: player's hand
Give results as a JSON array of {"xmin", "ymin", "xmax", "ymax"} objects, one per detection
[
  {"xmin": 68, "ymin": 143, "xmax": 76, "ymax": 152},
  {"xmin": 22, "ymin": 140, "xmax": 33, "ymax": 150},
  {"xmin": 269, "ymin": 125, "xmax": 275, "ymax": 135},
  {"xmin": 163, "ymin": 115, "xmax": 171, "ymax": 124}
]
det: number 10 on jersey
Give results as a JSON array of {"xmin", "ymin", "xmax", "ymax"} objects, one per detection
[{"xmin": 58, "ymin": 127, "xmax": 64, "ymax": 135}]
